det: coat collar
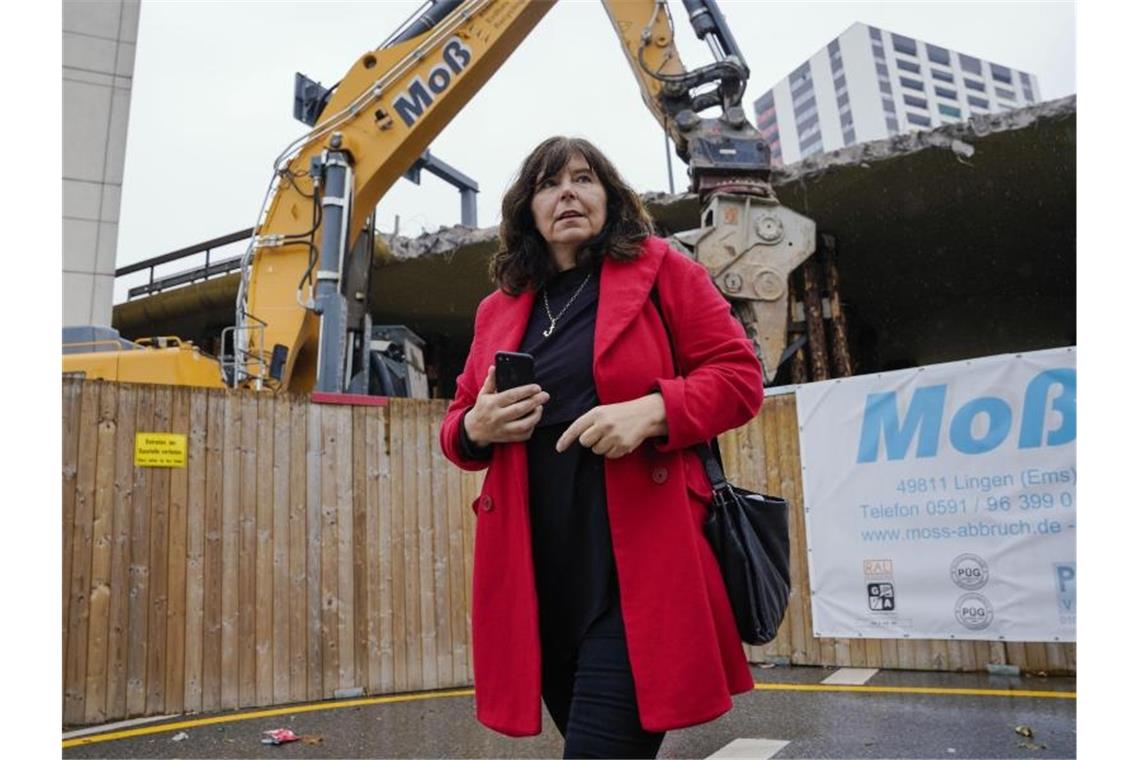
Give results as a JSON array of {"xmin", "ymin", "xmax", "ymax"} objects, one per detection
[
  {"xmin": 595, "ymin": 237, "xmax": 667, "ymax": 363},
  {"xmin": 485, "ymin": 237, "xmax": 668, "ymax": 365}
]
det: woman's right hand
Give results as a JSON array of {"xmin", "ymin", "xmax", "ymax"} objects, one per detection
[{"xmin": 464, "ymin": 364, "xmax": 550, "ymax": 446}]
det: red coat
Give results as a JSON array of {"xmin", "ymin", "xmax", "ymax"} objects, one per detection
[{"xmin": 439, "ymin": 236, "xmax": 764, "ymax": 736}]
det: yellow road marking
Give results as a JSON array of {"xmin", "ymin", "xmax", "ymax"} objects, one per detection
[{"xmin": 63, "ymin": 682, "xmax": 1075, "ymax": 749}]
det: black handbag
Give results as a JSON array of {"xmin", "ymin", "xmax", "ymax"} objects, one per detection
[{"xmin": 650, "ymin": 285, "xmax": 792, "ymax": 645}]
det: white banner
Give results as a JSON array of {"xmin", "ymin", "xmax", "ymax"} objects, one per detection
[{"xmin": 795, "ymin": 347, "xmax": 1075, "ymax": 642}]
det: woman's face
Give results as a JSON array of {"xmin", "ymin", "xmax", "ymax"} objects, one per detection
[{"xmin": 529, "ymin": 153, "xmax": 608, "ymax": 252}]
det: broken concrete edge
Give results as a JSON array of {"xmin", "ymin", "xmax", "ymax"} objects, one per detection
[{"xmin": 376, "ymin": 94, "xmax": 1076, "ymax": 263}]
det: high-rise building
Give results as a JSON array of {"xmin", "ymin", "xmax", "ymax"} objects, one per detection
[{"xmin": 754, "ymin": 22, "xmax": 1041, "ymax": 166}]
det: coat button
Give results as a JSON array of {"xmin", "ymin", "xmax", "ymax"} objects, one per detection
[
  {"xmin": 479, "ymin": 494, "xmax": 494, "ymax": 512},
  {"xmin": 651, "ymin": 466, "xmax": 668, "ymax": 484}
]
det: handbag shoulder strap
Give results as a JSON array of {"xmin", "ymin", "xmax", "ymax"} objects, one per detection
[{"xmin": 648, "ymin": 282, "xmax": 729, "ymax": 490}]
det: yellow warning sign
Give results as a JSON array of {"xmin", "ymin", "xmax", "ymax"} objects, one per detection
[{"xmin": 134, "ymin": 433, "xmax": 187, "ymax": 468}]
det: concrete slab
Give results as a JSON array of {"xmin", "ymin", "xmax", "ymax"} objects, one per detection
[
  {"xmin": 705, "ymin": 737, "xmax": 789, "ymax": 758},
  {"xmin": 821, "ymin": 667, "xmax": 878, "ymax": 685}
]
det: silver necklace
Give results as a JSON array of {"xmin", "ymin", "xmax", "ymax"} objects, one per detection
[{"xmin": 542, "ymin": 269, "xmax": 592, "ymax": 337}]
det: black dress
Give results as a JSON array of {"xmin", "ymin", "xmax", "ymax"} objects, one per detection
[{"xmin": 458, "ymin": 262, "xmax": 617, "ymax": 654}]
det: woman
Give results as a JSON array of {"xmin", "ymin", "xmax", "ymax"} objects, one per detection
[{"xmin": 439, "ymin": 136, "xmax": 764, "ymax": 757}]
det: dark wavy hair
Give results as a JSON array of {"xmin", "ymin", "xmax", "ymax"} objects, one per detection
[{"xmin": 491, "ymin": 136, "xmax": 655, "ymax": 295}]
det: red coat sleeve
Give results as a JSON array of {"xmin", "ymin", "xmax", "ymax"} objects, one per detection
[
  {"xmin": 440, "ymin": 298, "xmax": 495, "ymax": 472},
  {"xmin": 651, "ymin": 253, "xmax": 764, "ymax": 452}
]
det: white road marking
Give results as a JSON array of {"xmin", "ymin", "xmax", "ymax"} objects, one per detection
[
  {"xmin": 706, "ymin": 737, "xmax": 790, "ymax": 759},
  {"xmin": 62, "ymin": 713, "xmax": 182, "ymax": 740},
  {"xmin": 822, "ymin": 667, "xmax": 879, "ymax": 685}
]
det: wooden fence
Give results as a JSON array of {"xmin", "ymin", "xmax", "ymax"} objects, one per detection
[{"xmin": 62, "ymin": 379, "xmax": 1074, "ymax": 727}]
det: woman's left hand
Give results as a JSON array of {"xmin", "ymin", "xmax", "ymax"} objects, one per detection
[{"xmin": 555, "ymin": 394, "xmax": 666, "ymax": 458}]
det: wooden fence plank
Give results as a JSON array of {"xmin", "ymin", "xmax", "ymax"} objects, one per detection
[
  {"xmin": 378, "ymin": 404, "xmax": 396, "ymax": 693},
  {"xmin": 145, "ymin": 385, "xmax": 173, "ymax": 715},
  {"xmin": 62, "ymin": 379, "xmax": 82, "ymax": 702},
  {"xmin": 305, "ymin": 403, "xmax": 324, "ymax": 699},
  {"xmin": 238, "ymin": 393, "xmax": 258, "ymax": 707},
  {"xmin": 202, "ymin": 390, "xmax": 225, "ymax": 711},
  {"xmin": 400, "ymin": 400, "xmax": 423, "ymax": 688},
  {"xmin": 272, "ymin": 395, "xmax": 291, "ymax": 705},
  {"xmin": 84, "ymin": 383, "xmax": 118, "ymax": 723},
  {"xmin": 444, "ymin": 403, "xmax": 467, "ymax": 685},
  {"xmin": 428, "ymin": 402, "xmax": 452, "ymax": 687},
  {"xmin": 220, "ymin": 390, "xmax": 242, "ymax": 709},
  {"xmin": 126, "ymin": 385, "xmax": 155, "ymax": 716},
  {"xmin": 364, "ymin": 407, "xmax": 383, "ymax": 693},
  {"xmin": 183, "ymin": 388, "xmax": 208, "ymax": 713},
  {"xmin": 352, "ymin": 407, "xmax": 370, "ymax": 693},
  {"xmin": 288, "ymin": 397, "xmax": 309, "ymax": 703},
  {"xmin": 163, "ymin": 387, "xmax": 190, "ymax": 716},
  {"xmin": 390, "ymin": 401, "xmax": 408, "ymax": 692},
  {"xmin": 418, "ymin": 401, "xmax": 439, "ymax": 690},
  {"xmin": 255, "ymin": 394, "xmax": 275, "ymax": 705},
  {"xmin": 336, "ymin": 405, "xmax": 356, "ymax": 691},
  {"xmin": 320, "ymin": 405, "xmax": 341, "ymax": 698},
  {"xmin": 64, "ymin": 381, "xmax": 100, "ymax": 724},
  {"xmin": 106, "ymin": 384, "xmax": 137, "ymax": 720}
]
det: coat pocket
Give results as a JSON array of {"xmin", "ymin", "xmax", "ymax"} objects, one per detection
[{"xmin": 683, "ymin": 448, "xmax": 713, "ymax": 503}]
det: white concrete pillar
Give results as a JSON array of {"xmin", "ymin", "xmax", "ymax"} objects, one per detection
[{"xmin": 63, "ymin": 0, "xmax": 140, "ymax": 327}]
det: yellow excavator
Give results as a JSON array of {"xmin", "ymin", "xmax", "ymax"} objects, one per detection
[{"xmin": 62, "ymin": 0, "xmax": 815, "ymax": 394}]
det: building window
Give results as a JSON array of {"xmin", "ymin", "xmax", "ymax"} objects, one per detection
[
  {"xmin": 757, "ymin": 108, "xmax": 777, "ymax": 129},
  {"xmin": 995, "ymin": 86, "xmax": 1017, "ymax": 101},
  {"xmin": 869, "ymin": 25, "xmax": 882, "ymax": 41},
  {"xmin": 934, "ymin": 85, "xmax": 958, "ymax": 100},
  {"xmin": 828, "ymin": 39, "xmax": 840, "ymax": 55},
  {"xmin": 1023, "ymin": 88, "xmax": 1035, "ymax": 103},
  {"xmin": 938, "ymin": 103, "xmax": 961, "ymax": 118},
  {"xmin": 843, "ymin": 128, "xmax": 856, "ymax": 146},
  {"xmin": 891, "ymin": 33, "xmax": 917, "ymax": 56},
  {"xmin": 882, "ymin": 97, "xmax": 896, "ymax": 113},
  {"xmin": 879, "ymin": 79, "xmax": 893, "ymax": 95},
  {"xmin": 896, "ymin": 58, "xmax": 921, "ymax": 74},
  {"xmin": 1019, "ymin": 71, "xmax": 1032, "ymax": 87},
  {"xmin": 840, "ymin": 110, "xmax": 853, "ymax": 127},
  {"xmin": 886, "ymin": 116, "xmax": 899, "ymax": 134},
  {"xmin": 837, "ymin": 92, "xmax": 849, "ymax": 108},
  {"xmin": 835, "ymin": 83, "xmax": 848, "ymax": 98},
  {"xmin": 926, "ymin": 43, "xmax": 950, "ymax": 65},
  {"xmin": 793, "ymin": 88, "xmax": 815, "ymax": 108},
  {"xmin": 875, "ymin": 62, "xmax": 889, "ymax": 78},
  {"xmin": 834, "ymin": 73, "xmax": 846, "ymax": 90},
  {"xmin": 791, "ymin": 77, "xmax": 813, "ymax": 101},
  {"xmin": 903, "ymin": 94, "xmax": 928, "ymax": 110},
  {"xmin": 931, "ymin": 68, "xmax": 954, "ymax": 83},
  {"xmin": 959, "ymin": 54, "xmax": 982, "ymax": 75},
  {"xmin": 907, "ymin": 112, "xmax": 931, "ymax": 127},
  {"xmin": 794, "ymin": 96, "xmax": 817, "ymax": 119},
  {"xmin": 964, "ymin": 78, "xmax": 985, "ymax": 92},
  {"xmin": 872, "ymin": 42, "xmax": 885, "ymax": 60},
  {"xmin": 990, "ymin": 63, "xmax": 1012, "ymax": 83},
  {"xmin": 899, "ymin": 76, "xmax": 924, "ymax": 92},
  {"xmin": 967, "ymin": 95, "xmax": 989, "ymax": 109}
]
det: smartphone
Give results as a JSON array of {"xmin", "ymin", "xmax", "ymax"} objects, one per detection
[{"xmin": 495, "ymin": 351, "xmax": 536, "ymax": 392}]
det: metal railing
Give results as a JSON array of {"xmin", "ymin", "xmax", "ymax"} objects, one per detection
[{"xmin": 115, "ymin": 228, "xmax": 254, "ymax": 299}]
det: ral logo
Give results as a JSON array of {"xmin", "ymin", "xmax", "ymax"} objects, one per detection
[
  {"xmin": 392, "ymin": 37, "xmax": 473, "ymax": 127},
  {"xmin": 1054, "ymin": 562, "xmax": 1075, "ymax": 619},
  {"xmin": 856, "ymin": 368, "xmax": 1075, "ymax": 463},
  {"xmin": 863, "ymin": 558, "xmax": 896, "ymax": 612},
  {"xmin": 950, "ymin": 553, "xmax": 989, "ymax": 590},
  {"xmin": 954, "ymin": 592, "xmax": 994, "ymax": 630}
]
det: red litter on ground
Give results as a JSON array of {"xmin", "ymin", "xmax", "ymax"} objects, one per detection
[{"xmin": 261, "ymin": 728, "xmax": 300, "ymax": 745}]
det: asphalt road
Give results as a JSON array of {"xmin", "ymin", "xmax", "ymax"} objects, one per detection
[{"xmin": 62, "ymin": 665, "xmax": 1076, "ymax": 759}]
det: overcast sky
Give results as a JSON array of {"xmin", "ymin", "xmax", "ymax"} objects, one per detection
[{"xmin": 114, "ymin": 0, "xmax": 1075, "ymax": 299}]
